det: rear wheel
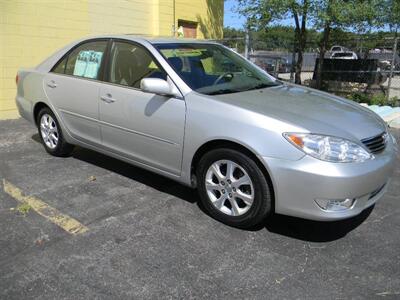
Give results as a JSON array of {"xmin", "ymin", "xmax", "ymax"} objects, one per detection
[
  {"xmin": 37, "ymin": 108, "xmax": 74, "ymax": 157},
  {"xmin": 197, "ymin": 148, "xmax": 272, "ymax": 229}
]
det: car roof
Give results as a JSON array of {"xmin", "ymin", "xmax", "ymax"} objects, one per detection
[{"xmin": 82, "ymin": 34, "xmax": 219, "ymax": 45}]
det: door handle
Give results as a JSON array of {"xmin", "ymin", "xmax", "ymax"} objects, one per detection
[
  {"xmin": 100, "ymin": 94, "xmax": 116, "ymax": 104},
  {"xmin": 47, "ymin": 80, "xmax": 57, "ymax": 88}
]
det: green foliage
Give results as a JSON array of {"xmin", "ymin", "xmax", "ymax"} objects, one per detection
[
  {"xmin": 236, "ymin": 0, "xmax": 297, "ymax": 30},
  {"xmin": 380, "ymin": 0, "xmax": 400, "ymax": 34},
  {"xmin": 233, "ymin": 0, "xmax": 400, "ymax": 49},
  {"xmin": 349, "ymin": 93, "xmax": 398, "ymax": 107},
  {"xmin": 223, "ymin": 25, "xmax": 319, "ymax": 51},
  {"xmin": 390, "ymin": 96, "xmax": 400, "ymax": 106},
  {"xmin": 236, "ymin": 0, "xmax": 384, "ymax": 31},
  {"xmin": 254, "ymin": 26, "xmax": 320, "ymax": 51},
  {"xmin": 370, "ymin": 94, "xmax": 389, "ymax": 106},
  {"xmin": 16, "ymin": 203, "xmax": 32, "ymax": 216},
  {"xmin": 349, "ymin": 92, "xmax": 370, "ymax": 103},
  {"xmin": 223, "ymin": 27, "xmax": 246, "ymax": 52},
  {"xmin": 223, "ymin": 25, "xmax": 395, "ymax": 53}
]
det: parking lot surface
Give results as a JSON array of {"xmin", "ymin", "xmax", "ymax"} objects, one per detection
[{"xmin": 0, "ymin": 118, "xmax": 399, "ymax": 299}]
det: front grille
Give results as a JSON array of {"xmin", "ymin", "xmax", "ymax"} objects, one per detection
[{"xmin": 361, "ymin": 133, "xmax": 387, "ymax": 154}]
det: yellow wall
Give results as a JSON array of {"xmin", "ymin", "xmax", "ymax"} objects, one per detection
[
  {"xmin": 0, "ymin": 0, "xmax": 223, "ymax": 119},
  {"xmin": 175, "ymin": 0, "xmax": 223, "ymax": 39}
]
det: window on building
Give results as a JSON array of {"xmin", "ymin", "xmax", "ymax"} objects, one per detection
[
  {"xmin": 108, "ymin": 41, "xmax": 166, "ymax": 88},
  {"xmin": 177, "ymin": 20, "xmax": 198, "ymax": 38}
]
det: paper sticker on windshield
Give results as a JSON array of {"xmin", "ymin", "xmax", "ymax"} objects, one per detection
[{"xmin": 73, "ymin": 50, "xmax": 103, "ymax": 79}]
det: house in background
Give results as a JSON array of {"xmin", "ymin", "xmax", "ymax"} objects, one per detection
[{"xmin": 0, "ymin": 0, "xmax": 224, "ymax": 119}]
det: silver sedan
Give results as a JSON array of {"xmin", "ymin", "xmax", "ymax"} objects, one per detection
[{"xmin": 16, "ymin": 35, "xmax": 398, "ymax": 228}]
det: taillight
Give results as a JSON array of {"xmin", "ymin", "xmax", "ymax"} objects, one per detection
[{"xmin": 16, "ymin": 74, "xmax": 19, "ymax": 85}]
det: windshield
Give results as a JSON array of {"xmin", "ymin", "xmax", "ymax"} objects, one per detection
[{"xmin": 155, "ymin": 43, "xmax": 280, "ymax": 95}]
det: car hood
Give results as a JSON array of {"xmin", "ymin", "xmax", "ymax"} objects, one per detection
[{"xmin": 213, "ymin": 83, "xmax": 386, "ymax": 141}]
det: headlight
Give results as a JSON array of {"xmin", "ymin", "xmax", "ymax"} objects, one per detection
[{"xmin": 283, "ymin": 133, "xmax": 373, "ymax": 163}]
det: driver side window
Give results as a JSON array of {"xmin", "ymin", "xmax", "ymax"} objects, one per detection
[{"xmin": 108, "ymin": 42, "xmax": 167, "ymax": 88}]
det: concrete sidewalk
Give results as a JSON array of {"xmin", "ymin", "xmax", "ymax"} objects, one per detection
[{"xmin": 361, "ymin": 104, "xmax": 400, "ymax": 129}]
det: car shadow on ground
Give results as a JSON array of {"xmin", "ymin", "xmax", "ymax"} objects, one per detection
[
  {"xmin": 31, "ymin": 133, "xmax": 373, "ymax": 242},
  {"xmin": 263, "ymin": 207, "xmax": 373, "ymax": 242}
]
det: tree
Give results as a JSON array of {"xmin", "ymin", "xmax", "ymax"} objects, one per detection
[
  {"xmin": 223, "ymin": 27, "xmax": 246, "ymax": 52},
  {"xmin": 381, "ymin": 0, "xmax": 400, "ymax": 36},
  {"xmin": 236, "ymin": 0, "xmax": 387, "ymax": 86},
  {"xmin": 290, "ymin": 0, "xmax": 311, "ymax": 84},
  {"xmin": 237, "ymin": 0, "xmax": 313, "ymax": 84},
  {"xmin": 223, "ymin": 25, "xmax": 320, "ymax": 52},
  {"xmin": 313, "ymin": 0, "xmax": 339, "ymax": 89},
  {"xmin": 313, "ymin": 0, "xmax": 383, "ymax": 89}
]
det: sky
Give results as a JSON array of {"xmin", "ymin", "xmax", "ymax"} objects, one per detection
[
  {"xmin": 223, "ymin": 1, "xmax": 388, "ymax": 32},
  {"xmin": 223, "ymin": 0, "xmax": 293, "ymax": 29},
  {"xmin": 223, "ymin": 0, "xmax": 247, "ymax": 29}
]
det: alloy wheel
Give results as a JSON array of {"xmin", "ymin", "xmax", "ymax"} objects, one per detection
[
  {"xmin": 40, "ymin": 113, "xmax": 59, "ymax": 149},
  {"xmin": 205, "ymin": 160, "xmax": 254, "ymax": 216}
]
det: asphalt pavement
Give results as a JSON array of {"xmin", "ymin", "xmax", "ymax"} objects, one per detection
[{"xmin": 0, "ymin": 118, "xmax": 399, "ymax": 299}]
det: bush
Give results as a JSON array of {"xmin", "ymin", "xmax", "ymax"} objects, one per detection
[
  {"xmin": 348, "ymin": 93, "xmax": 398, "ymax": 107},
  {"xmin": 349, "ymin": 93, "xmax": 370, "ymax": 103},
  {"xmin": 369, "ymin": 94, "xmax": 388, "ymax": 106}
]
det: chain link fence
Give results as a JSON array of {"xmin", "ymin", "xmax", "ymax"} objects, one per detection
[{"xmin": 216, "ymin": 35, "xmax": 400, "ymax": 107}]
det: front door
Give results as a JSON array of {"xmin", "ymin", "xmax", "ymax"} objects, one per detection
[{"xmin": 99, "ymin": 41, "xmax": 186, "ymax": 175}]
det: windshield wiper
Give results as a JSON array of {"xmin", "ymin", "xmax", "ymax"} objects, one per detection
[
  {"xmin": 206, "ymin": 89, "xmax": 240, "ymax": 95},
  {"xmin": 205, "ymin": 82, "xmax": 280, "ymax": 95},
  {"xmin": 244, "ymin": 82, "xmax": 279, "ymax": 91}
]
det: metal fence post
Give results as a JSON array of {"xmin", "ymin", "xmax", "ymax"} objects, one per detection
[
  {"xmin": 274, "ymin": 58, "xmax": 280, "ymax": 77},
  {"xmin": 387, "ymin": 37, "xmax": 398, "ymax": 102},
  {"xmin": 290, "ymin": 47, "xmax": 295, "ymax": 82}
]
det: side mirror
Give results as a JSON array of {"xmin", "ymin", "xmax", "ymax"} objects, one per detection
[{"xmin": 140, "ymin": 78, "xmax": 180, "ymax": 98}]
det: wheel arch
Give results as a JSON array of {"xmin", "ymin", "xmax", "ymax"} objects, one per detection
[
  {"xmin": 33, "ymin": 102, "xmax": 50, "ymax": 126},
  {"xmin": 190, "ymin": 139, "xmax": 275, "ymax": 206}
]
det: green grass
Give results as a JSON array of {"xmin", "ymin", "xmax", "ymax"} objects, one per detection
[{"xmin": 16, "ymin": 203, "xmax": 32, "ymax": 216}]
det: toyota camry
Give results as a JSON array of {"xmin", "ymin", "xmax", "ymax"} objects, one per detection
[{"xmin": 16, "ymin": 35, "xmax": 398, "ymax": 228}]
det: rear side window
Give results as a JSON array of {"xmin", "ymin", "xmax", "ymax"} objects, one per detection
[
  {"xmin": 108, "ymin": 41, "xmax": 167, "ymax": 88},
  {"xmin": 52, "ymin": 57, "xmax": 67, "ymax": 74},
  {"xmin": 52, "ymin": 40, "xmax": 108, "ymax": 80}
]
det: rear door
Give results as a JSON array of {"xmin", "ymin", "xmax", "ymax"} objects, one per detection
[
  {"xmin": 98, "ymin": 40, "xmax": 186, "ymax": 175},
  {"xmin": 44, "ymin": 39, "xmax": 109, "ymax": 146}
]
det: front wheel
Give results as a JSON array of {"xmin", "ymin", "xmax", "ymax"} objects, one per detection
[
  {"xmin": 196, "ymin": 148, "xmax": 273, "ymax": 229},
  {"xmin": 37, "ymin": 107, "xmax": 74, "ymax": 157}
]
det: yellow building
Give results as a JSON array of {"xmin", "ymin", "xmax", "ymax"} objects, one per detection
[{"xmin": 0, "ymin": 0, "xmax": 224, "ymax": 119}]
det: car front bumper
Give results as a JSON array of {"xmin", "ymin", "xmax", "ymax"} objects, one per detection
[{"xmin": 261, "ymin": 137, "xmax": 398, "ymax": 221}]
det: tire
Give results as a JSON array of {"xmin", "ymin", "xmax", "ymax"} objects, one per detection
[
  {"xmin": 37, "ymin": 107, "xmax": 74, "ymax": 157},
  {"xmin": 196, "ymin": 148, "xmax": 272, "ymax": 229}
]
